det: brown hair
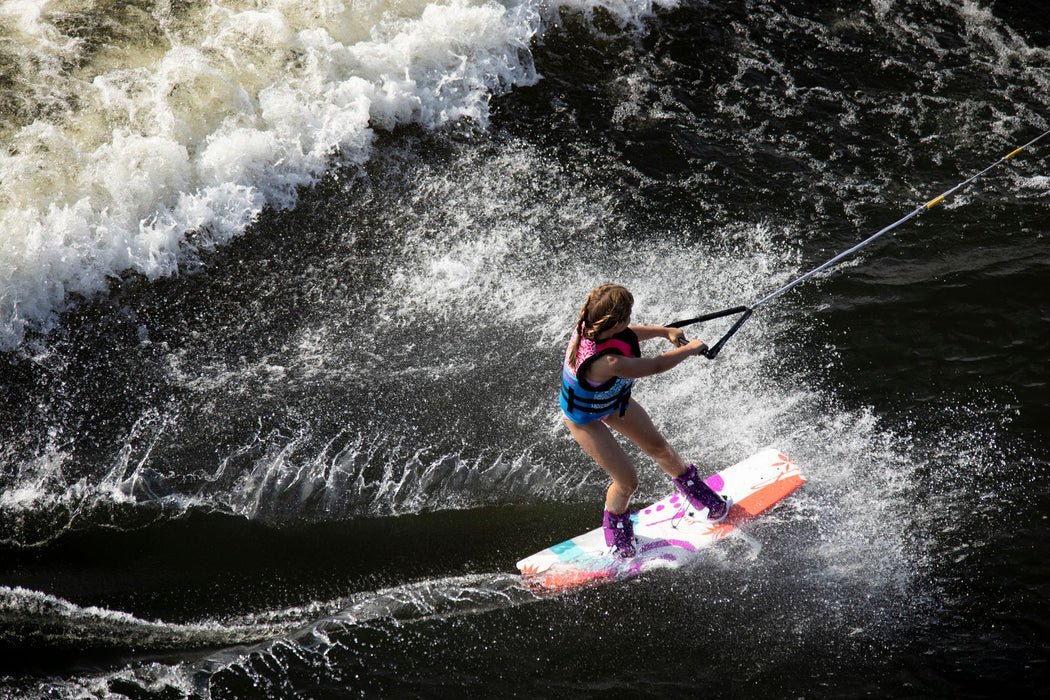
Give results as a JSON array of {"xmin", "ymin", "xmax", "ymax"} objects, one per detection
[{"xmin": 568, "ymin": 284, "xmax": 634, "ymax": 366}]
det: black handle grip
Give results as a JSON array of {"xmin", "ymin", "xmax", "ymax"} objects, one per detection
[
  {"xmin": 666, "ymin": 306, "xmax": 749, "ymax": 329},
  {"xmin": 674, "ymin": 335, "xmax": 710, "ymax": 357}
]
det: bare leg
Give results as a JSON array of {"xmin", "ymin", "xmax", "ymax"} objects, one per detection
[
  {"xmin": 603, "ymin": 401, "xmax": 688, "ymax": 479},
  {"xmin": 563, "ymin": 417, "xmax": 639, "ymax": 514},
  {"xmin": 609, "ymin": 401, "xmax": 728, "ymax": 518}
]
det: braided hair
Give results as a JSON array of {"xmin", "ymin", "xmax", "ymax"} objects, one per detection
[{"xmin": 568, "ymin": 284, "xmax": 634, "ymax": 367}]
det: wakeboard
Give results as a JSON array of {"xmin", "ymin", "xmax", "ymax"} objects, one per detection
[{"xmin": 516, "ymin": 448, "xmax": 804, "ymax": 592}]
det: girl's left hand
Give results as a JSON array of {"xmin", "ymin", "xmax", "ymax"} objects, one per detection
[{"xmin": 667, "ymin": 328, "xmax": 687, "ymax": 346}]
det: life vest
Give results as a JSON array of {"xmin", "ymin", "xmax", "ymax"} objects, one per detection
[{"xmin": 560, "ymin": 327, "xmax": 641, "ymax": 424}]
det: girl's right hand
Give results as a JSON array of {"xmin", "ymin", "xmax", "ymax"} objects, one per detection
[{"xmin": 682, "ymin": 338, "xmax": 709, "ymax": 356}]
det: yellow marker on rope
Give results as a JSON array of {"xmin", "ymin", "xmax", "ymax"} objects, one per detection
[
  {"xmin": 1006, "ymin": 147, "xmax": 1024, "ymax": 159},
  {"xmin": 926, "ymin": 195, "xmax": 946, "ymax": 209}
]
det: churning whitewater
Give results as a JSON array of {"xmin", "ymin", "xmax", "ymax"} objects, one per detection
[{"xmin": 1, "ymin": 0, "xmax": 681, "ymax": 351}]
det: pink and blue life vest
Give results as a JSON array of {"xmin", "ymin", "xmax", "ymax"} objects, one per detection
[{"xmin": 560, "ymin": 327, "xmax": 641, "ymax": 424}]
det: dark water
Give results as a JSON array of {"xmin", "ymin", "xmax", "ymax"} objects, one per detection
[{"xmin": 2, "ymin": 1, "xmax": 1048, "ymax": 697}]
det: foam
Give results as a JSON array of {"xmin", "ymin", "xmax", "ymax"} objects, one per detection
[{"xmin": 0, "ymin": 1, "xmax": 675, "ymax": 352}]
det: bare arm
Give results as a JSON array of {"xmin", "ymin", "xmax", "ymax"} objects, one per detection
[
  {"xmin": 586, "ymin": 338, "xmax": 708, "ymax": 383},
  {"xmin": 630, "ymin": 325, "xmax": 686, "ymax": 344}
]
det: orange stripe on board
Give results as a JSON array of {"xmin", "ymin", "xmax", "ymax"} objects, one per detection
[
  {"xmin": 733, "ymin": 473, "xmax": 806, "ymax": 520},
  {"xmin": 534, "ymin": 567, "xmax": 613, "ymax": 592}
]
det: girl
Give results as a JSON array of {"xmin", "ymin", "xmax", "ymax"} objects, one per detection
[{"xmin": 560, "ymin": 284, "xmax": 731, "ymax": 558}]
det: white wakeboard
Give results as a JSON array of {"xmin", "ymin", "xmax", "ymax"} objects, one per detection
[{"xmin": 516, "ymin": 448, "xmax": 804, "ymax": 591}]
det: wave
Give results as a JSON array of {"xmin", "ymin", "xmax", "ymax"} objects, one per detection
[
  {"xmin": 2, "ymin": 573, "xmax": 538, "ymax": 697},
  {"xmin": 1, "ymin": 584, "xmax": 298, "ymax": 650},
  {"xmin": 0, "ymin": 0, "xmax": 680, "ymax": 353},
  {"xmin": 0, "ymin": 572, "xmax": 533, "ymax": 649}
]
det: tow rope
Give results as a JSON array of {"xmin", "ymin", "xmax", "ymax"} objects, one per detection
[{"xmin": 669, "ymin": 127, "xmax": 1050, "ymax": 359}]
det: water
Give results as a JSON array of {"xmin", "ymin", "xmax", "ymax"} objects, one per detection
[{"xmin": 1, "ymin": 0, "xmax": 1048, "ymax": 696}]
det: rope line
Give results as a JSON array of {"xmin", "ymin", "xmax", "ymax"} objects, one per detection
[{"xmin": 668, "ymin": 127, "xmax": 1050, "ymax": 359}]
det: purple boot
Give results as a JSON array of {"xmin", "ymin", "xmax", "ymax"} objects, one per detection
[
  {"xmin": 673, "ymin": 464, "xmax": 732, "ymax": 523},
  {"xmin": 603, "ymin": 509, "xmax": 636, "ymax": 558}
]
